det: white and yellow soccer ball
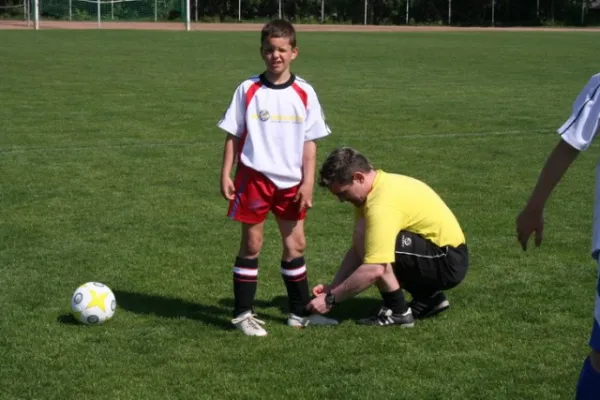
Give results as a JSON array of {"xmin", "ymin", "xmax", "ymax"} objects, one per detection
[{"xmin": 71, "ymin": 282, "xmax": 117, "ymax": 325}]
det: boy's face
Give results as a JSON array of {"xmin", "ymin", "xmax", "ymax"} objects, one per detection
[{"xmin": 260, "ymin": 36, "xmax": 297, "ymax": 76}]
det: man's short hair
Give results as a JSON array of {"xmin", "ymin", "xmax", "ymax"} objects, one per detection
[
  {"xmin": 261, "ymin": 19, "xmax": 297, "ymax": 48},
  {"xmin": 318, "ymin": 147, "xmax": 373, "ymax": 187}
]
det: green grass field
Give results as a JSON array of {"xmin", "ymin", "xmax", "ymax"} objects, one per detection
[{"xmin": 2, "ymin": 29, "xmax": 600, "ymax": 399}]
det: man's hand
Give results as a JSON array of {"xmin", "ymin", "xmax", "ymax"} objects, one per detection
[
  {"xmin": 220, "ymin": 176, "xmax": 235, "ymax": 201},
  {"xmin": 293, "ymin": 182, "xmax": 313, "ymax": 210},
  {"xmin": 312, "ymin": 284, "xmax": 329, "ymax": 297},
  {"xmin": 516, "ymin": 206, "xmax": 544, "ymax": 251},
  {"xmin": 306, "ymin": 293, "xmax": 332, "ymax": 314}
]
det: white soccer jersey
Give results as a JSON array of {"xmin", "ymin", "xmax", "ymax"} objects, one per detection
[
  {"xmin": 217, "ymin": 74, "xmax": 331, "ymax": 189},
  {"xmin": 556, "ymin": 73, "xmax": 600, "ymax": 258}
]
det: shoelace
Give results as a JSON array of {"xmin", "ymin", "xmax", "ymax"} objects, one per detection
[{"xmin": 232, "ymin": 313, "xmax": 265, "ymax": 329}]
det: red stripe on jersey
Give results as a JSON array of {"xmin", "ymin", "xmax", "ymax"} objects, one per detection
[
  {"xmin": 291, "ymin": 82, "xmax": 308, "ymax": 109},
  {"xmin": 245, "ymin": 81, "xmax": 263, "ymax": 108},
  {"xmin": 238, "ymin": 81, "xmax": 263, "ymax": 161}
]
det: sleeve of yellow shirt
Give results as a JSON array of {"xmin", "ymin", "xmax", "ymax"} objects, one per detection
[{"xmin": 363, "ymin": 203, "xmax": 407, "ymax": 264}]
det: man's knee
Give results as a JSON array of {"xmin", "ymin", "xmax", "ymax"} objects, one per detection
[{"xmin": 444, "ymin": 245, "xmax": 469, "ymax": 289}]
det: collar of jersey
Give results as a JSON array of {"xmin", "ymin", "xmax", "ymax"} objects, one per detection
[{"xmin": 259, "ymin": 73, "xmax": 296, "ymax": 90}]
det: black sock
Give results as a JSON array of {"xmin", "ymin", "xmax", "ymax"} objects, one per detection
[
  {"xmin": 281, "ymin": 257, "xmax": 310, "ymax": 316},
  {"xmin": 380, "ymin": 289, "xmax": 408, "ymax": 314},
  {"xmin": 233, "ymin": 257, "xmax": 258, "ymax": 317}
]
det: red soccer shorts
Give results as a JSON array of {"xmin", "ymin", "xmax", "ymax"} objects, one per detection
[{"xmin": 227, "ymin": 163, "xmax": 307, "ymax": 224}]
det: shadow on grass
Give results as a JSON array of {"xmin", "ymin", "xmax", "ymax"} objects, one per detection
[
  {"xmin": 58, "ymin": 291, "xmax": 386, "ymax": 328},
  {"xmin": 102, "ymin": 289, "xmax": 234, "ymax": 330},
  {"xmin": 56, "ymin": 313, "xmax": 80, "ymax": 325},
  {"xmin": 219, "ymin": 295, "xmax": 383, "ymax": 323}
]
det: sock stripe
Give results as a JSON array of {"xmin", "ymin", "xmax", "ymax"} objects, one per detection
[
  {"xmin": 233, "ymin": 277, "xmax": 258, "ymax": 283},
  {"xmin": 280, "ymin": 265, "xmax": 306, "ymax": 277},
  {"xmin": 233, "ymin": 266, "xmax": 258, "ymax": 276},
  {"xmin": 233, "ymin": 266, "xmax": 258, "ymax": 282}
]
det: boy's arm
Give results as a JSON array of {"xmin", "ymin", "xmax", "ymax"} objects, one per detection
[
  {"xmin": 301, "ymin": 140, "xmax": 317, "ymax": 186},
  {"xmin": 522, "ymin": 139, "xmax": 580, "ymax": 213},
  {"xmin": 516, "ymin": 139, "xmax": 580, "ymax": 250},
  {"xmin": 517, "ymin": 73, "xmax": 600, "ymax": 250},
  {"xmin": 221, "ymin": 134, "xmax": 239, "ymax": 179},
  {"xmin": 217, "ymin": 83, "xmax": 245, "ymax": 200},
  {"xmin": 293, "ymin": 140, "xmax": 317, "ymax": 209},
  {"xmin": 220, "ymin": 134, "xmax": 240, "ymax": 200}
]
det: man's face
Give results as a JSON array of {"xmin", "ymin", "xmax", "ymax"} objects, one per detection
[{"xmin": 328, "ymin": 173, "xmax": 367, "ymax": 206}]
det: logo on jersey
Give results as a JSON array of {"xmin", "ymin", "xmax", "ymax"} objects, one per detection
[
  {"xmin": 258, "ymin": 109, "xmax": 270, "ymax": 121},
  {"xmin": 401, "ymin": 235, "xmax": 412, "ymax": 248}
]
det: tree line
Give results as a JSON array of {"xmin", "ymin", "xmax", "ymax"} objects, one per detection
[{"xmin": 1, "ymin": 0, "xmax": 599, "ymax": 26}]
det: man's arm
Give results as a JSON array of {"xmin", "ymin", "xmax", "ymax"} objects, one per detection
[
  {"xmin": 330, "ymin": 263, "xmax": 386, "ymax": 303},
  {"xmin": 330, "ymin": 246, "xmax": 362, "ymax": 287}
]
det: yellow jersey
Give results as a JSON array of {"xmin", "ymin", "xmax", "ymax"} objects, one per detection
[{"xmin": 356, "ymin": 170, "xmax": 466, "ymax": 264}]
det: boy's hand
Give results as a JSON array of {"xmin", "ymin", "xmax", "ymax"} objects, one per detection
[
  {"xmin": 220, "ymin": 176, "xmax": 236, "ymax": 201},
  {"xmin": 516, "ymin": 206, "xmax": 544, "ymax": 251},
  {"xmin": 294, "ymin": 182, "xmax": 313, "ymax": 210}
]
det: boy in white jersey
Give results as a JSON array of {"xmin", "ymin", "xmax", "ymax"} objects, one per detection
[
  {"xmin": 217, "ymin": 19, "xmax": 337, "ymax": 336},
  {"xmin": 516, "ymin": 73, "xmax": 600, "ymax": 399}
]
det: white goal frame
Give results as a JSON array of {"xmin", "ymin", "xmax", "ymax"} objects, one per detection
[{"xmin": 31, "ymin": 0, "xmax": 190, "ymax": 30}]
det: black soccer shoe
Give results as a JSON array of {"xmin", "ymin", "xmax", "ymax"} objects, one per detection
[
  {"xmin": 409, "ymin": 291, "xmax": 450, "ymax": 320},
  {"xmin": 357, "ymin": 306, "xmax": 415, "ymax": 327}
]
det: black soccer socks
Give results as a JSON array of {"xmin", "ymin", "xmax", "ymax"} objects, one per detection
[
  {"xmin": 281, "ymin": 257, "xmax": 310, "ymax": 316},
  {"xmin": 233, "ymin": 257, "xmax": 258, "ymax": 317},
  {"xmin": 380, "ymin": 288, "xmax": 409, "ymax": 315}
]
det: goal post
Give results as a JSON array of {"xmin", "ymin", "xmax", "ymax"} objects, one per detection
[
  {"xmin": 0, "ymin": 0, "xmax": 31, "ymax": 25},
  {"xmin": 31, "ymin": 0, "xmax": 189, "ymax": 29}
]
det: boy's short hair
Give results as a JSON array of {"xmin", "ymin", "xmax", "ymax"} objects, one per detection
[
  {"xmin": 318, "ymin": 147, "xmax": 373, "ymax": 187},
  {"xmin": 260, "ymin": 19, "xmax": 297, "ymax": 48}
]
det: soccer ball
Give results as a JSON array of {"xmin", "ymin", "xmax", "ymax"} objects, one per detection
[{"xmin": 71, "ymin": 282, "xmax": 117, "ymax": 325}]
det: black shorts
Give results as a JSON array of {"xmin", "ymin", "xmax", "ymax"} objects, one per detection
[{"xmin": 392, "ymin": 230, "xmax": 469, "ymax": 300}]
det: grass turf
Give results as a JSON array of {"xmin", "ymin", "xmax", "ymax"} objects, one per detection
[{"xmin": 2, "ymin": 30, "xmax": 600, "ymax": 399}]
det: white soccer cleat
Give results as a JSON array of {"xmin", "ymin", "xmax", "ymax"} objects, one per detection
[
  {"xmin": 231, "ymin": 311, "xmax": 268, "ymax": 336},
  {"xmin": 287, "ymin": 313, "xmax": 339, "ymax": 328}
]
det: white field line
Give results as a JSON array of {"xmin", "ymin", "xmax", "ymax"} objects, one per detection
[{"xmin": 0, "ymin": 129, "xmax": 555, "ymax": 155}]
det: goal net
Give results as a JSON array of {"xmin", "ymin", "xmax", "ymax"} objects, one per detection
[
  {"xmin": 0, "ymin": 0, "xmax": 31, "ymax": 24},
  {"xmin": 37, "ymin": 0, "xmax": 186, "ymax": 23}
]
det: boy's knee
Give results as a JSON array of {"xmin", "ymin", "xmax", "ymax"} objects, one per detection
[
  {"xmin": 241, "ymin": 233, "xmax": 263, "ymax": 258},
  {"xmin": 287, "ymin": 235, "xmax": 306, "ymax": 253},
  {"xmin": 282, "ymin": 234, "xmax": 306, "ymax": 259}
]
